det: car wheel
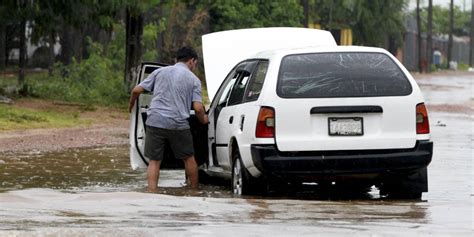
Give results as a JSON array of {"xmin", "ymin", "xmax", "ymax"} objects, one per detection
[
  {"xmin": 232, "ymin": 156, "xmax": 244, "ymax": 195},
  {"xmin": 232, "ymin": 149, "xmax": 264, "ymax": 196}
]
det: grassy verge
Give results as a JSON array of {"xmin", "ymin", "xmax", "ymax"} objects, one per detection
[{"xmin": 0, "ymin": 103, "xmax": 92, "ymax": 131}]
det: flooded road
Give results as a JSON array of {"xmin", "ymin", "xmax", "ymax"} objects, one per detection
[{"xmin": 0, "ymin": 73, "xmax": 473, "ymax": 236}]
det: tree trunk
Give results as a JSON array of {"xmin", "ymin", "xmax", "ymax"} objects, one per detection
[
  {"xmin": 18, "ymin": 19, "xmax": 26, "ymax": 86},
  {"xmin": 416, "ymin": 0, "xmax": 422, "ymax": 73},
  {"xmin": 301, "ymin": 0, "xmax": 309, "ymax": 28},
  {"xmin": 155, "ymin": 2, "xmax": 165, "ymax": 62},
  {"xmin": 124, "ymin": 8, "xmax": 144, "ymax": 92},
  {"xmin": 0, "ymin": 24, "xmax": 5, "ymax": 70},
  {"xmin": 470, "ymin": 1, "xmax": 473, "ymax": 67},
  {"xmin": 447, "ymin": 0, "xmax": 454, "ymax": 69},
  {"xmin": 427, "ymin": 0, "xmax": 433, "ymax": 72},
  {"xmin": 59, "ymin": 22, "xmax": 73, "ymax": 65},
  {"xmin": 48, "ymin": 32, "xmax": 55, "ymax": 76}
]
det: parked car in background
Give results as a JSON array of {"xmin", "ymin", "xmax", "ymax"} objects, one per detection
[{"xmin": 130, "ymin": 28, "xmax": 433, "ymax": 199}]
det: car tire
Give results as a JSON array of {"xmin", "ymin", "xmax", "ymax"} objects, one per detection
[{"xmin": 232, "ymin": 149, "xmax": 264, "ymax": 196}]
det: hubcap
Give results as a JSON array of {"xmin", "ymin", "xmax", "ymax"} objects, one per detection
[{"xmin": 233, "ymin": 159, "xmax": 243, "ymax": 195}]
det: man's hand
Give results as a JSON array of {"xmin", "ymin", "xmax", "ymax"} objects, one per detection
[
  {"xmin": 128, "ymin": 100, "xmax": 135, "ymax": 113},
  {"xmin": 192, "ymin": 101, "xmax": 208, "ymax": 125},
  {"xmin": 128, "ymin": 86, "xmax": 145, "ymax": 113}
]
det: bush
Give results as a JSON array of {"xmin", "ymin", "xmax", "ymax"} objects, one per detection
[{"xmin": 27, "ymin": 29, "xmax": 129, "ymax": 108}]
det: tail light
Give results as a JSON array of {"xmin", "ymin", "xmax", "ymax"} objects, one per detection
[
  {"xmin": 416, "ymin": 103, "xmax": 430, "ymax": 134},
  {"xmin": 256, "ymin": 107, "xmax": 275, "ymax": 138}
]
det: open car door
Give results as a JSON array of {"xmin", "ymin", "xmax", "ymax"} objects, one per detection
[{"xmin": 129, "ymin": 62, "xmax": 208, "ymax": 170}]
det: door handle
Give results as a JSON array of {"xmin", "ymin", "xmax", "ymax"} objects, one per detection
[
  {"xmin": 240, "ymin": 115, "xmax": 245, "ymax": 131},
  {"xmin": 229, "ymin": 116, "xmax": 234, "ymax": 124}
]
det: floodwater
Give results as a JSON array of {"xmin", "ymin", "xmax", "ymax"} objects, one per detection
[{"xmin": 0, "ymin": 73, "xmax": 473, "ymax": 236}]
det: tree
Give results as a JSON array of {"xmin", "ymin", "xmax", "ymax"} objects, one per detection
[
  {"xmin": 30, "ymin": 1, "xmax": 62, "ymax": 76},
  {"xmin": 419, "ymin": 5, "xmax": 471, "ymax": 36},
  {"xmin": 353, "ymin": 0, "xmax": 407, "ymax": 49},
  {"xmin": 152, "ymin": 1, "xmax": 167, "ymax": 62},
  {"xmin": 310, "ymin": 0, "xmax": 407, "ymax": 51},
  {"xmin": 209, "ymin": 0, "xmax": 303, "ymax": 31},
  {"xmin": 312, "ymin": 0, "xmax": 354, "ymax": 30},
  {"xmin": 124, "ymin": 0, "xmax": 161, "ymax": 91},
  {"xmin": 125, "ymin": 7, "xmax": 144, "ymax": 92}
]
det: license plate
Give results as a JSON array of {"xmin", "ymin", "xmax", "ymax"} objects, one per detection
[{"xmin": 328, "ymin": 117, "xmax": 363, "ymax": 136}]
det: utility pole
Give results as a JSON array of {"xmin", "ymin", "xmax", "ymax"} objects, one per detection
[
  {"xmin": 470, "ymin": 1, "xmax": 473, "ymax": 67},
  {"xmin": 447, "ymin": 0, "xmax": 454, "ymax": 69},
  {"xmin": 427, "ymin": 0, "xmax": 433, "ymax": 72},
  {"xmin": 416, "ymin": 0, "xmax": 423, "ymax": 72}
]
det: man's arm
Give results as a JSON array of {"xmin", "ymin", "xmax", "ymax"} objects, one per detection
[
  {"xmin": 192, "ymin": 101, "xmax": 209, "ymax": 125},
  {"xmin": 128, "ymin": 85, "xmax": 145, "ymax": 113}
]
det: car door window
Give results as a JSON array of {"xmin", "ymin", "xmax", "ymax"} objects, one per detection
[
  {"xmin": 245, "ymin": 61, "xmax": 269, "ymax": 102},
  {"xmin": 227, "ymin": 61, "xmax": 257, "ymax": 106},
  {"xmin": 217, "ymin": 74, "xmax": 237, "ymax": 107},
  {"xmin": 211, "ymin": 68, "xmax": 240, "ymax": 129}
]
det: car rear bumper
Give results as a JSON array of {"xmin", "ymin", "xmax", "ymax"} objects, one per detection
[{"xmin": 251, "ymin": 141, "xmax": 433, "ymax": 176}]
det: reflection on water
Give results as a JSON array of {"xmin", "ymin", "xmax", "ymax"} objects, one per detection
[
  {"xmin": 0, "ymin": 146, "xmax": 382, "ymax": 200},
  {"xmin": 0, "ymin": 146, "xmax": 233, "ymax": 197},
  {"xmin": 0, "ymin": 146, "xmax": 145, "ymax": 193}
]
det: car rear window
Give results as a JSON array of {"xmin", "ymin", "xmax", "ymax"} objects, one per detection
[{"xmin": 277, "ymin": 52, "xmax": 412, "ymax": 98}]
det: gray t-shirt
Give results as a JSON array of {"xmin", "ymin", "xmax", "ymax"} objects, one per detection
[{"xmin": 139, "ymin": 62, "xmax": 202, "ymax": 130}]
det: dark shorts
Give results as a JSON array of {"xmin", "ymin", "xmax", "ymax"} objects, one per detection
[{"xmin": 145, "ymin": 126, "xmax": 194, "ymax": 161}]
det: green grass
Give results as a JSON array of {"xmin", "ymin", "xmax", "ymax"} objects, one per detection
[{"xmin": 0, "ymin": 104, "xmax": 92, "ymax": 131}]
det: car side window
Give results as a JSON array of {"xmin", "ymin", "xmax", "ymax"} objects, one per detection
[
  {"xmin": 210, "ymin": 66, "xmax": 241, "ymax": 127},
  {"xmin": 227, "ymin": 61, "xmax": 257, "ymax": 106},
  {"xmin": 245, "ymin": 61, "xmax": 268, "ymax": 102},
  {"xmin": 217, "ymin": 73, "xmax": 238, "ymax": 107}
]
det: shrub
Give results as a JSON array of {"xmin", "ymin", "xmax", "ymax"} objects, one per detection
[{"xmin": 28, "ymin": 30, "xmax": 129, "ymax": 107}]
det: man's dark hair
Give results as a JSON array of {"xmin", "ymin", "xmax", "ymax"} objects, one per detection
[{"xmin": 176, "ymin": 46, "xmax": 198, "ymax": 62}]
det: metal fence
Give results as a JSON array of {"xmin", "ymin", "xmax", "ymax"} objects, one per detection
[{"xmin": 402, "ymin": 17, "xmax": 471, "ymax": 71}]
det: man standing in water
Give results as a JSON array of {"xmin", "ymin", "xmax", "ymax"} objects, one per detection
[{"xmin": 128, "ymin": 47, "xmax": 208, "ymax": 192}]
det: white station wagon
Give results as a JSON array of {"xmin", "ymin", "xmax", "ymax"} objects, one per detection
[{"xmin": 130, "ymin": 28, "xmax": 433, "ymax": 199}]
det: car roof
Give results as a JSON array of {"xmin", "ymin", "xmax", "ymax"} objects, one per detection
[{"xmin": 253, "ymin": 46, "xmax": 391, "ymax": 59}]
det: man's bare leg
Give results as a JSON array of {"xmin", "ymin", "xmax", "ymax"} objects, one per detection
[
  {"xmin": 147, "ymin": 160, "xmax": 161, "ymax": 192},
  {"xmin": 183, "ymin": 155, "xmax": 199, "ymax": 189}
]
